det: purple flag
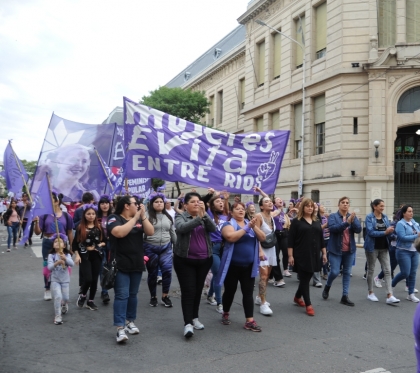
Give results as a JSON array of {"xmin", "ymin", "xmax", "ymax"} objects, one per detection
[
  {"xmin": 123, "ymin": 97, "xmax": 290, "ymax": 194},
  {"xmin": 19, "ymin": 174, "xmax": 53, "ymax": 245},
  {"xmin": 157, "ymin": 182, "xmax": 166, "ymax": 191},
  {"xmin": 3, "ymin": 142, "xmax": 29, "ymax": 194},
  {"xmin": 95, "ymin": 149, "xmax": 117, "ymax": 192}
]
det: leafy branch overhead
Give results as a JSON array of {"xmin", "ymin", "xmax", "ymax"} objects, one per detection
[{"xmin": 140, "ymin": 86, "xmax": 211, "ymax": 125}]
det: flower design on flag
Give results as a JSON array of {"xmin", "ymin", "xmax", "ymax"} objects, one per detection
[
  {"xmin": 257, "ymin": 151, "xmax": 279, "ymax": 181},
  {"xmin": 43, "ymin": 120, "xmax": 85, "ymax": 152}
]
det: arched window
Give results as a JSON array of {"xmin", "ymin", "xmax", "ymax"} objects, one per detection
[{"xmin": 397, "ymin": 87, "xmax": 420, "ymax": 113}]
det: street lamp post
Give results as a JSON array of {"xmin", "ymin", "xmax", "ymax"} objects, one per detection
[{"xmin": 255, "ymin": 19, "xmax": 306, "ymax": 197}]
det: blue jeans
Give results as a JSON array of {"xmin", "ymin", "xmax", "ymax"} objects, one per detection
[
  {"xmin": 208, "ymin": 243, "xmax": 222, "ymax": 304},
  {"xmin": 113, "ymin": 270, "xmax": 143, "ymax": 327},
  {"xmin": 7, "ymin": 222, "xmax": 19, "ymax": 248},
  {"xmin": 326, "ymin": 251, "xmax": 355, "ymax": 296},
  {"xmin": 392, "ymin": 249, "xmax": 419, "ymax": 294}
]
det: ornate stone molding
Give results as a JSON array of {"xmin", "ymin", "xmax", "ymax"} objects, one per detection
[
  {"xmin": 238, "ymin": 0, "xmax": 277, "ymax": 25},
  {"xmin": 388, "ymin": 75, "xmax": 403, "ymax": 87}
]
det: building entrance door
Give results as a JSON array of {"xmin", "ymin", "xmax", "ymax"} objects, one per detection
[{"xmin": 394, "ymin": 125, "xmax": 420, "ymax": 219}]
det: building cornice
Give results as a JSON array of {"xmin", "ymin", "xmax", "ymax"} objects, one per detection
[
  {"xmin": 182, "ymin": 45, "xmax": 246, "ymax": 89},
  {"xmin": 237, "ymin": 0, "xmax": 276, "ymax": 25}
]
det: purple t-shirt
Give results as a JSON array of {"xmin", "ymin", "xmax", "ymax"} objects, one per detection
[
  {"xmin": 273, "ymin": 206, "xmax": 286, "ymax": 231},
  {"xmin": 413, "ymin": 304, "xmax": 420, "ymax": 372},
  {"xmin": 188, "ymin": 225, "xmax": 208, "ymax": 259},
  {"xmin": 207, "ymin": 209, "xmax": 229, "ymax": 243},
  {"xmin": 39, "ymin": 213, "xmax": 74, "ymax": 235}
]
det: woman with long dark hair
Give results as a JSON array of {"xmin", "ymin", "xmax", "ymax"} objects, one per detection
[
  {"xmin": 392, "ymin": 204, "xmax": 420, "ymax": 302},
  {"xmin": 34, "ymin": 192, "xmax": 74, "ymax": 301},
  {"xmin": 4, "ymin": 199, "xmax": 20, "ymax": 252},
  {"xmin": 73, "ymin": 204, "xmax": 105, "ymax": 310},
  {"xmin": 288, "ymin": 198, "xmax": 327, "ymax": 316},
  {"xmin": 97, "ymin": 194, "xmax": 113, "ymax": 304},
  {"xmin": 144, "ymin": 192, "xmax": 176, "ymax": 308},
  {"xmin": 206, "ymin": 192, "xmax": 230, "ymax": 313},
  {"xmin": 174, "ymin": 192, "xmax": 216, "ymax": 338},
  {"xmin": 364, "ymin": 199, "xmax": 400, "ymax": 305}
]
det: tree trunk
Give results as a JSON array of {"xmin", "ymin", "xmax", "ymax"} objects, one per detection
[{"xmin": 175, "ymin": 181, "xmax": 181, "ymax": 196}]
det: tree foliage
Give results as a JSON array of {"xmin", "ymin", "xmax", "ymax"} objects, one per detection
[{"xmin": 140, "ymin": 86, "xmax": 211, "ymax": 125}]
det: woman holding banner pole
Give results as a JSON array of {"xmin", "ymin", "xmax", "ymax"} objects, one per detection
[{"xmin": 34, "ymin": 192, "xmax": 74, "ymax": 301}]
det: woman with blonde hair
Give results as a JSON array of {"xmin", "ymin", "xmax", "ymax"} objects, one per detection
[{"xmin": 288, "ymin": 198, "xmax": 327, "ymax": 316}]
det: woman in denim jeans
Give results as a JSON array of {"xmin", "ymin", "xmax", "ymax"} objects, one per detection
[
  {"xmin": 392, "ymin": 205, "xmax": 420, "ymax": 303},
  {"xmin": 363, "ymin": 199, "xmax": 400, "ymax": 305},
  {"xmin": 107, "ymin": 196, "xmax": 154, "ymax": 343},
  {"xmin": 4, "ymin": 200, "xmax": 20, "ymax": 252}
]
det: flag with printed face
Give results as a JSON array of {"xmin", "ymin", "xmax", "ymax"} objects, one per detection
[
  {"xmin": 3, "ymin": 142, "xmax": 29, "ymax": 195},
  {"xmin": 19, "ymin": 174, "xmax": 53, "ymax": 245}
]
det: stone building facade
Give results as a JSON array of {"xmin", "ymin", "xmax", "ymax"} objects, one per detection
[{"xmin": 166, "ymin": 0, "xmax": 420, "ymax": 215}]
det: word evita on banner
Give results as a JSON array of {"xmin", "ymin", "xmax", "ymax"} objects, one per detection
[{"xmin": 124, "ymin": 97, "xmax": 290, "ymax": 194}]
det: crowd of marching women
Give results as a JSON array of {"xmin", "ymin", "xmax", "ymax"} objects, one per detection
[{"xmin": 2, "ymin": 188, "xmax": 420, "ymax": 343}]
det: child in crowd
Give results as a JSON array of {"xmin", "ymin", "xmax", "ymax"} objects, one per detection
[{"xmin": 47, "ymin": 234, "xmax": 74, "ymax": 325}]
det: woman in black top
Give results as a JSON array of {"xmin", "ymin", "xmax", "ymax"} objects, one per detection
[
  {"xmin": 107, "ymin": 196, "xmax": 154, "ymax": 343},
  {"xmin": 288, "ymin": 198, "xmax": 327, "ymax": 316},
  {"xmin": 73, "ymin": 204, "xmax": 105, "ymax": 311}
]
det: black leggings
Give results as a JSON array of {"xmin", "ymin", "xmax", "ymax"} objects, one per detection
[
  {"xmin": 173, "ymin": 255, "xmax": 213, "ymax": 326},
  {"xmin": 222, "ymin": 263, "xmax": 255, "ymax": 318},
  {"xmin": 295, "ymin": 269, "xmax": 314, "ymax": 306},
  {"xmin": 270, "ymin": 231, "xmax": 288, "ymax": 281},
  {"xmin": 79, "ymin": 252, "xmax": 102, "ymax": 301}
]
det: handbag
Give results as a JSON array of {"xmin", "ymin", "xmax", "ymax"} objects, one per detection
[
  {"xmin": 101, "ymin": 259, "xmax": 117, "ymax": 290},
  {"xmin": 414, "ymin": 236, "xmax": 420, "ymax": 251},
  {"xmin": 260, "ymin": 230, "xmax": 277, "ymax": 249}
]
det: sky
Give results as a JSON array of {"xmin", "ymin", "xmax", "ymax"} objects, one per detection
[{"xmin": 0, "ymin": 0, "xmax": 249, "ymax": 161}]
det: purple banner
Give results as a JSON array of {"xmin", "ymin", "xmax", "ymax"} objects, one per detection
[
  {"xmin": 3, "ymin": 142, "xmax": 29, "ymax": 195},
  {"xmin": 109, "ymin": 123, "xmax": 151, "ymax": 197},
  {"xmin": 32, "ymin": 114, "xmax": 116, "ymax": 202},
  {"xmin": 123, "ymin": 97, "xmax": 290, "ymax": 194}
]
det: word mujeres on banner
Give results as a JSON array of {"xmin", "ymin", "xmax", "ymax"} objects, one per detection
[{"xmin": 123, "ymin": 97, "xmax": 290, "ymax": 194}]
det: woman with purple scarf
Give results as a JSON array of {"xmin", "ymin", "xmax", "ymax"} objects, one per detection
[{"xmin": 216, "ymin": 202, "xmax": 266, "ymax": 331}]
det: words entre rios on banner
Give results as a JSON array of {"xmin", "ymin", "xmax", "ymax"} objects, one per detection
[{"xmin": 124, "ymin": 99, "xmax": 289, "ymax": 194}]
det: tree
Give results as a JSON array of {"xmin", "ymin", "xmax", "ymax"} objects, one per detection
[
  {"xmin": 141, "ymin": 86, "xmax": 211, "ymax": 125},
  {"xmin": 141, "ymin": 87, "xmax": 211, "ymax": 195}
]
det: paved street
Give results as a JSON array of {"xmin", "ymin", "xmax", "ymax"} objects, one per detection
[{"xmin": 0, "ymin": 225, "xmax": 417, "ymax": 373}]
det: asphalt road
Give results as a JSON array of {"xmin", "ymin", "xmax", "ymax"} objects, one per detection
[{"xmin": 0, "ymin": 225, "xmax": 417, "ymax": 373}]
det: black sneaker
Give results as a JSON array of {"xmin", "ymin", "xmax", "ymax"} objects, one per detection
[
  {"xmin": 28, "ymin": 238, "xmax": 32, "ymax": 245},
  {"xmin": 77, "ymin": 295, "xmax": 86, "ymax": 308},
  {"xmin": 149, "ymin": 297, "xmax": 158, "ymax": 307},
  {"xmin": 161, "ymin": 296, "xmax": 173, "ymax": 307},
  {"xmin": 101, "ymin": 293, "xmax": 110, "ymax": 304},
  {"xmin": 24, "ymin": 243, "xmax": 28, "ymax": 247},
  {"xmin": 85, "ymin": 300, "xmax": 98, "ymax": 310}
]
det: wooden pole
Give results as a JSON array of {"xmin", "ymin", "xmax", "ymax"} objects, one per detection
[{"xmin": 94, "ymin": 148, "xmax": 114, "ymax": 192}]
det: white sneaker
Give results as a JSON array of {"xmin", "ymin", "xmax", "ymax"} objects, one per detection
[
  {"xmin": 260, "ymin": 303, "xmax": 273, "ymax": 315},
  {"xmin": 405, "ymin": 286, "xmax": 419, "ymax": 293},
  {"xmin": 216, "ymin": 304, "xmax": 223, "ymax": 314},
  {"xmin": 268, "ymin": 279, "xmax": 274, "ymax": 284},
  {"xmin": 255, "ymin": 296, "xmax": 270, "ymax": 306},
  {"xmin": 314, "ymin": 282, "xmax": 323, "ymax": 288},
  {"xmin": 367, "ymin": 293, "xmax": 379, "ymax": 302},
  {"xmin": 54, "ymin": 315, "xmax": 63, "ymax": 325},
  {"xmin": 273, "ymin": 280, "xmax": 286, "ymax": 287},
  {"xmin": 284, "ymin": 270, "xmax": 292, "ymax": 277},
  {"xmin": 206, "ymin": 296, "xmax": 217, "ymax": 306},
  {"xmin": 374, "ymin": 276, "xmax": 382, "ymax": 288},
  {"xmin": 184, "ymin": 324, "xmax": 194, "ymax": 338},
  {"xmin": 44, "ymin": 290, "xmax": 52, "ymax": 301},
  {"xmin": 192, "ymin": 318, "xmax": 204, "ymax": 330},
  {"xmin": 124, "ymin": 321, "xmax": 140, "ymax": 335},
  {"xmin": 407, "ymin": 294, "xmax": 420, "ymax": 303},
  {"xmin": 386, "ymin": 295, "xmax": 400, "ymax": 304},
  {"xmin": 116, "ymin": 328, "xmax": 128, "ymax": 343}
]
